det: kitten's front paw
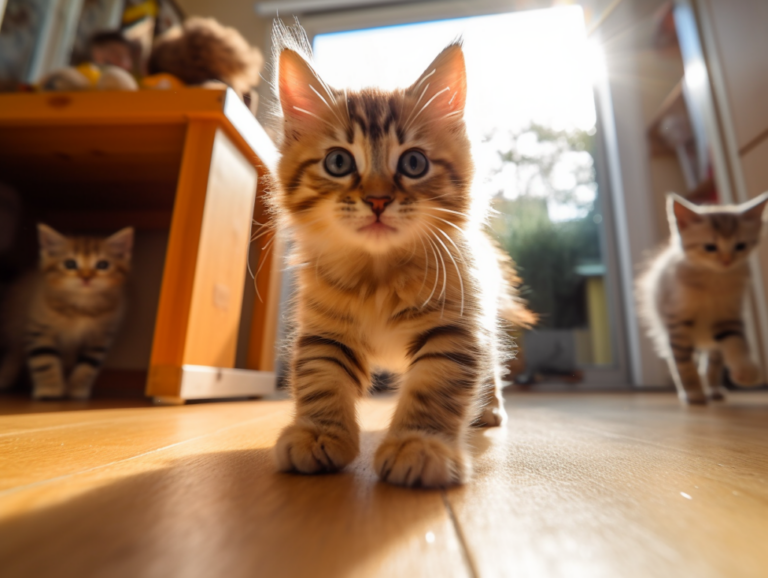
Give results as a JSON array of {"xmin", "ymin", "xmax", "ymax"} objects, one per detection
[
  {"xmin": 32, "ymin": 383, "xmax": 66, "ymax": 400},
  {"xmin": 274, "ymin": 420, "xmax": 358, "ymax": 474},
  {"xmin": 730, "ymin": 361, "xmax": 762, "ymax": 387},
  {"xmin": 374, "ymin": 432, "xmax": 469, "ymax": 488}
]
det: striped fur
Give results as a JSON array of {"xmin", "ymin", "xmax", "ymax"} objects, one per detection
[
  {"xmin": 269, "ymin": 23, "xmax": 533, "ymax": 487},
  {"xmin": 637, "ymin": 193, "xmax": 768, "ymax": 404},
  {"xmin": 0, "ymin": 224, "xmax": 132, "ymax": 399}
]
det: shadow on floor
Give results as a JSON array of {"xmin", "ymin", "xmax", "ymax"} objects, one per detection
[{"xmin": 0, "ymin": 430, "xmax": 472, "ymax": 578}]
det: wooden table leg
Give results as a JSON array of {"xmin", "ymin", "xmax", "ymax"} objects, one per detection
[{"xmin": 147, "ymin": 120, "xmax": 265, "ymax": 400}]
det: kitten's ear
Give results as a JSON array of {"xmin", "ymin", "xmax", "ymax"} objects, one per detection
[
  {"xmin": 668, "ymin": 193, "xmax": 702, "ymax": 231},
  {"xmin": 406, "ymin": 42, "xmax": 467, "ymax": 120},
  {"xmin": 278, "ymin": 49, "xmax": 333, "ymax": 130},
  {"xmin": 740, "ymin": 191, "xmax": 768, "ymax": 222},
  {"xmin": 37, "ymin": 224, "xmax": 67, "ymax": 256},
  {"xmin": 106, "ymin": 227, "xmax": 134, "ymax": 260}
]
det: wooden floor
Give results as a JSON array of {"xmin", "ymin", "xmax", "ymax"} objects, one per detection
[{"xmin": 2, "ymin": 391, "xmax": 768, "ymax": 578}]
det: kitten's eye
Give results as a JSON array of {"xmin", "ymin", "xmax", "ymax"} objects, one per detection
[
  {"xmin": 324, "ymin": 149, "xmax": 355, "ymax": 177},
  {"xmin": 95, "ymin": 260, "xmax": 110, "ymax": 270},
  {"xmin": 63, "ymin": 259, "xmax": 78, "ymax": 270},
  {"xmin": 704, "ymin": 244, "xmax": 717, "ymax": 252},
  {"xmin": 735, "ymin": 242, "xmax": 747, "ymax": 251},
  {"xmin": 398, "ymin": 150, "xmax": 429, "ymax": 178}
]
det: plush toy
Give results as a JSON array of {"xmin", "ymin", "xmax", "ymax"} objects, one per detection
[{"xmin": 39, "ymin": 63, "xmax": 138, "ymax": 92}]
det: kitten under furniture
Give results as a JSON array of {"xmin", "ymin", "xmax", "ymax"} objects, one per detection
[
  {"xmin": 0, "ymin": 225, "xmax": 133, "ymax": 400},
  {"xmin": 637, "ymin": 192, "xmax": 768, "ymax": 404},
  {"xmin": 269, "ymin": 23, "xmax": 534, "ymax": 488}
]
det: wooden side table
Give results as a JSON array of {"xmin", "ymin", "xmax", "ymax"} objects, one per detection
[{"xmin": 0, "ymin": 88, "xmax": 282, "ymax": 403}]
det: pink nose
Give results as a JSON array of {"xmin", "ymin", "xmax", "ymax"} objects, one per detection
[{"xmin": 364, "ymin": 196, "xmax": 393, "ymax": 217}]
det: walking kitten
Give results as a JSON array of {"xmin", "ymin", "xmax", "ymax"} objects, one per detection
[
  {"xmin": 270, "ymin": 24, "xmax": 533, "ymax": 487},
  {"xmin": 0, "ymin": 225, "xmax": 133, "ymax": 399},
  {"xmin": 637, "ymin": 193, "xmax": 768, "ymax": 404}
]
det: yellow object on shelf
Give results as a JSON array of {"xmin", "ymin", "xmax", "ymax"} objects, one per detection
[
  {"xmin": 75, "ymin": 63, "xmax": 102, "ymax": 87},
  {"xmin": 141, "ymin": 73, "xmax": 186, "ymax": 90}
]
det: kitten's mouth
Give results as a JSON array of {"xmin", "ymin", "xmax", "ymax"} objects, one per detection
[{"xmin": 358, "ymin": 221, "xmax": 397, "ymax": 234}]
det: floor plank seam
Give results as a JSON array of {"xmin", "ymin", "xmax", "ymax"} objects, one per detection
[
  {"xmin": 0, "ymin": 413, "xmax": 278, "ymax": 499},
  {"xmin": 441, "ymin": 491, "xmax": 480, "ymax": 578}
]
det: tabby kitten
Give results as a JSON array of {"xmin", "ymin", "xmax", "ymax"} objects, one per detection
[
  {"xmin": 0, "ymin": 224, "xmax": 133, "ymax": 399},
  {"xmin": 270, "ymin": 25, "xmax": 533, "ymax": 487},
  {"xmin": 637, "ymin": 193, "xmax": 768, "ymax": 404}
]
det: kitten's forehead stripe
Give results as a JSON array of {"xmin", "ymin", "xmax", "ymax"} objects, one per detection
[{"xmin": 709, "ymin": 214, "xmax": 739, "ymax": 237}]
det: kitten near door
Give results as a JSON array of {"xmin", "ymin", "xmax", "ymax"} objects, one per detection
[
  {"xmin": 269, "ymin": 23, "xmax": 534, "ymax": 487},
  {"xmin": 638, "ymin": 192, "xmax": 768, "ymax": 404}
]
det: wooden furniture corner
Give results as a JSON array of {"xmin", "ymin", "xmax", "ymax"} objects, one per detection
[{"xmin": 0, "ymin": 88, "xmax": 282, "ymax": 403}]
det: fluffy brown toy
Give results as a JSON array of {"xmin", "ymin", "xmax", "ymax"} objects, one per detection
[{"xmin": 148, "ymin": 17, "xmax": 263, "ymax": 103}]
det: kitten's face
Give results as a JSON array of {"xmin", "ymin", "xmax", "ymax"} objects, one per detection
[
  {"xmin": 38, "ymin": 225, "xmax": 133, "ymax": 295},
  {"xmin": 275, "ymin": 44, "xmax": 471, "ymax": 256},
  {"xmin": 670, "ymin": 194, "xmax": 768, "ymax": 271}
]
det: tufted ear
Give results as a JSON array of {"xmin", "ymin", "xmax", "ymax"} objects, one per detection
[
  {"xmin": 668, "ymin": 193, "xmax": 703, "ymax": 231},
  {"xmin": 740, "ymin": 191, "xmax": 768, "ymax": 222},
  {"xmin": 406, "ymin": 43, "xmax": 467, "ymax": 121},
  {"xmin": 37, "ymin": 223, "xmax": 67, "ymax": 257},
  {"xmin": 105, "ymin": 227, "xmax": 134, "ymax": 261},
  {"xmin": 278, "ymin": 49, "xmax": 334, "ymax": 130}
]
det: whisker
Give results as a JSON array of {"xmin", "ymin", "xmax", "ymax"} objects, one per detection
[
  {"xmin": 403, "ymin": 82, "xmax": 430, "ymax": 131},
  {"xmin": 292, "ymin": 106, "xmax": 337, "ymax": 130},
  {"xmin": 422, "ymin": 234, "xmax": 441, "ymax": 309},
  {"xmin": 412, "ymin": 68, "xmax": 435, "ymax": 92},
  {"xmin": 416, "ymin": 233, "xmax": 430, "ymax": 297},
  {"xmin": 424, "ymin": 213, "xmax": 467, "ymax": 238},
  {"xmin": 424, "ymin": 207, "xmax": 472, "ymax": 219},
  {"xmin": 405, "ymin": 86, "xmax": 451, "ymax": 131},
  {"xmin": 426, "ymin": 234, "xmax": 448, "ymax": 316},
  {"xmin": 424, "ymin": 219, "xmax": 466, "ymax": 263},
  {"xmin": 309, "ymin": 84, "xmax": 346, "ymax": 127},
  {"xmin": 427, "ymin": 225, "xmax": 464, "ymax": 316},
  {"xmin": 252, "ymin": 236, "xmax": 276, "ymax": 303},
  {"xmin": 251, "ymin": 227, "xmax": 275, "ymax": 242}
]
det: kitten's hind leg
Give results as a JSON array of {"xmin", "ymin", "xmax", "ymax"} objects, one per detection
[
  {"xmin": 702, "ymin": 350, "xmax": 726, "ymax": 401},
  {"xmin": 472, "ymin": 375, "xmax": 507, "ymax": 428},
  {"xmin": 274, "ymin": 334, "xmax": 365, "ymax": 474},
  {"xmin": 667, "ymin": 352, "xmax": 707, "ymax": 405}
]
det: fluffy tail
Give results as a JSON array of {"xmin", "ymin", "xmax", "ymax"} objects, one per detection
[{"xmin": 491, "ymin": 236, "xmax": 537, "ymax": 329}]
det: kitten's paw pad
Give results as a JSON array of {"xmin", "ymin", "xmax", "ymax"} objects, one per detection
[
  {"xmin": 274, "ymin": 421, "xmax": 358, "ymax": 474},
  {"xmin": 730, "ymin": 362, "xmax": 762, "ymax": 387},
  {"xmin": 681, "ymin": 390, "xmax": 708, "ymax": 405},
  {"xmin": 374, "ymin": 433, "xmax": 469, "ymax": 488},
  {"xmin": 32, "ymin": 384, "xmax": 66, "ymax": 400},
  {"xmin": 473, "ymin": 401, "xmax": 507, "ymax": 428}
]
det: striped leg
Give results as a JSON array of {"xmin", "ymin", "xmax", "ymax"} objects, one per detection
[
  {"xmin": 664, "ymin": 321, "xmax": 706, "ymax": 404},
  {"xmin": 0, "ymin": 345, "xmax": 24, "ymax": 390},
  {"xmin": 27, "ymin": 344, "xmax": 66, "ymax": 400},
  {"xmin": 274, "ymin": 334, "xmax": 367, "ymax": 474},
  {"xmin": 701, "ymin": 350, "xmax": 726, "ymax": 401},
  {"xmin": 714, "ymin": 320, "xmax": 762, "ymax": 387},
  {"xmin": 68, "ymin": 344, "xmax": 110, "ymax": 399},
  {"xmin": 374, "ymin": 325, "xmax": 483, "ymax": 488}
]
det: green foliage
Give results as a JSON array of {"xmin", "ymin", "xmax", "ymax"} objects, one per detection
[{"xmin": 489, "ymin": 123, "xmax": 603, "ymax": 329}]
